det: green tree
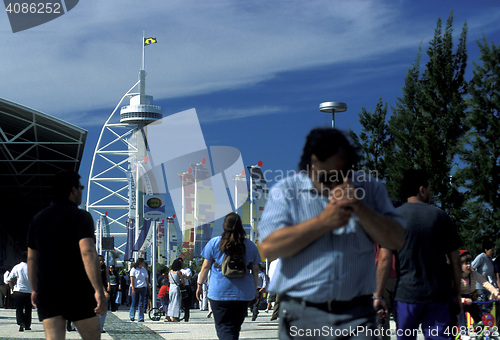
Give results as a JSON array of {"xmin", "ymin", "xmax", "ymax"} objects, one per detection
[
  {"xmin": 386, "ymin": 11, "xmax": 468, "ymax": 215},
  {"xmin": 458, "ymin": 36, "xmax": 500, "ymax": 244},
  {"xmin": 416, "ymin": 12, "xmax": 468, "ymax": 214},
  {"xmin": 355, "ymin": 97, "xmax": 391, "ymax": 181},
  {"xmin": 385, "ymin": 49, "xmax": 423, "ymax": 199}
]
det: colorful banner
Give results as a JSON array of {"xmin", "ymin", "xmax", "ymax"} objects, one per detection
[
  {"xmin": 157, "ymin": 220, "xmax": 165, "ymax": 264},
  {"xmin": 166, "ymin": 217, "xmax": 178, "ymax": 265},
  {"xmin": 134, "ymin": 219, "xmax": 152, "ymax": 253},
  {"xmin": 178, "ymin": 163, "xmax": 215, "ymax": 258},
  {"xmin": 248, "ymin": 166, "xmax": 268, "ymax": 241}
]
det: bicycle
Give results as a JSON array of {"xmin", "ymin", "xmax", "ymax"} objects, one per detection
[
  {"xmin": 454, "ymin": 299, "xmax": 500, "ymax": 340},
  {"xmin": 148, "ymin": 299, "xmax": 185, "ymax": 321}
]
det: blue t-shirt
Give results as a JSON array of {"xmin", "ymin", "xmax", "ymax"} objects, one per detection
[{"xmin": 201, "ymin": 236, "xmax": 261, "ymax": 301}]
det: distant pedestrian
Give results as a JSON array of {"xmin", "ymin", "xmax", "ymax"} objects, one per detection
[
  {"xmin": 121, "ymin": 270, "xmax": 130, "ymax": 306},
  {"xmin": 472, "ymin": 240, "xmax": 497, "ymax": 314},
  {"xmin": 27, "ymin": 170, "xmax": 107, "ymax": 339},
  {"xmin": 167, "ymin": 259, "xmax": 184, "ymax": 322},
  {"xmin": 158, "ymin": 279, "xmax": 169, "ymax": 321},
  {"xmin": 251, "ymin": 264, "xmax": 268, "ymax": 321},
  {"xmin": 7, "ymin": 252, "xmax": 32, "ymax": 332},
  {"xmin": 1, "ymin": 267, "xmax": 11, "ymax": 308},
  {"xmin": 199, "ymin": 274, "xmax": 209, "ymax": 311},
  {"xmin": 267, "ymin": 258, "xmax": 280, "ymax": 321},
  {"xmin": 99, "ymin": 255, "xmax": 109, "ymax": 333},
  {"xmin": 394, "ymin": 169, "xmax": 462, "ymax": 340},
  {"xmin": 196, "ymin": 212, "xmax": 261, "ymax": 340},
  {"xmin": 108, "ymin": 265, "xmax": 120, "ymax": 311},
  {"xmin": 178, "ymin": 258, "xmax": 192, "ymax": 322},
  {"xmin": 129, "ymin": 258, "xmax": 149, "ymax": 322}
]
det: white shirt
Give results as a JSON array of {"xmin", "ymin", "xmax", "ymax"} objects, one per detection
[
  {"xmin": 130, "ymin": 267, "xmax": 148, "ymax": 288},
  {"xmin": 181, "ymin": 267, "xmax": 192, "ymax": 285},
  {"xmin": 3, "ymin": 271, "xmax": 10, "ymax": 285},
  {"xmin": 7, "ymin": 262, "xmax": 32, "ymax": 293},
  {"xmin": 268, "ymin": 259, "xmax": 279, "ymax": 282}
]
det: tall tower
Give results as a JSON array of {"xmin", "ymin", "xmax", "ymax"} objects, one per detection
[{"xmin": 87, "ymin": 66, "xmax": 162, "ymax": 261}]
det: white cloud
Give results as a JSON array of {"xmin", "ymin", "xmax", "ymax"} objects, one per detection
[{"xmin": 0, "ymin": 0, "xmax": 498, "ymax": 126}]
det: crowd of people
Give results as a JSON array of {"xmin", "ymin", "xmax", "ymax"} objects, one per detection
[{"xmin": 2, "ymin": 127, "xmax": 500, "ymax": 340}]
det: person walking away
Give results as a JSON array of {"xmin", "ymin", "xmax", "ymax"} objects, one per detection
[
  {"xmin": 7, "ymin": 252, "xmax": 32, "ymax": 332},
  {"xmin": 27, "ymin": 170, "xmax": 107, "ymax": 340},
  {"xmin": 167, "ymin": 259, "xmax": 184, "ymax": 322},
  {"xmin": 394, "ymin": 169, "xmax": 462, "ymax": 340},
  {"xmin": 251, "ymin": 264, "xmax": 268, "ymax": 321},
  {"xmin": 258, "ymin": 128, "xmax": 404, "ymax": 340},
  {"xmin": 178, "ymin": 258, "xmax": 192, "ymax": 322},
  {"xmin": 196, "ymin": 212, "xmax": 261, "ymax": 340}
]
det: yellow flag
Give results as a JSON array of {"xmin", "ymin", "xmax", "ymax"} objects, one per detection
[{"xmin": 144, "ymin": 37, "xmax": 157, "ymax": 46}]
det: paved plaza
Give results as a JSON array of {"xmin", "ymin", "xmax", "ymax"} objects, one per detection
[
  {"xmin": 0, "ymin": 304, "xmax": 421, "ymax": 340},
  {"xmin": 0, "ymin": 305, "xmax": 279, "ymax": 340}
]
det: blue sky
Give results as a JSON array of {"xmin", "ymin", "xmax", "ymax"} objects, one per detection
[{"xmin": 2, "ymin": 0, "xmax": 500, "ymax": 218}]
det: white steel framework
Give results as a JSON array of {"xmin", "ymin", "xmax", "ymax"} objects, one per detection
[{"xmin": 86, "ymin": 69, "xmax": 161, "ymax": 260}]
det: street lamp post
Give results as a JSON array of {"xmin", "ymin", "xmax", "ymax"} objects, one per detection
[{"xmin": 319, "ymin": 102, "xmax": 347, "ymax": 128}]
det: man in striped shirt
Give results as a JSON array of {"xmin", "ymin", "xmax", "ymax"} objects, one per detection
[{"xmin": 259, "ymin": 128, "xmax": 404, "ymax": 340}]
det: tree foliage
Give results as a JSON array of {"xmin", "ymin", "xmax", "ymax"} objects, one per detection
[
  {"xmin": 356, "ymin": 97, "xmax": 391, "ymax": 181},
  {"xmin": 351, "ymin": 11, "xmax": 500, "ymax": 249},
  {"xmin": 457, "ymin": 36, "xmax": 500, "ymax": 245}
]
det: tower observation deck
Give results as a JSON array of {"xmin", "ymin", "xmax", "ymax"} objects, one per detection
[{"xmin": 120, "ymin": 70, "xmax": 162, "ymax": 124}]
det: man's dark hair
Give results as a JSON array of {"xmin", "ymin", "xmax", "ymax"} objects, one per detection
[
  {"xmin": 298, "ymin": 128, "xmax": 359, "ymax": 172},
  {"xmin": 52, "ymin": 170, "xmax": 80, "ymax": 201},
  {"xmin": 401, "ymin": 169, "xmax": 430, "ymax": 199},
  {"xmin": 482, "ymin": 240, "xmax": 495, "ymax": 253}
]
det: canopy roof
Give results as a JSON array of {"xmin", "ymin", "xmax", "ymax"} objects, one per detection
[{"xmin": 0, "ymin": 97, "xmax": 87, "ymax": 248}]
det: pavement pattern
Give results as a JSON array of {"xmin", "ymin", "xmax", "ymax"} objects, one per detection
[{"xmin": 0, "ymin": 305, "xmax": 280, "ymax": 339}]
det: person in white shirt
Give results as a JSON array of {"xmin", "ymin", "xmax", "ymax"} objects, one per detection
[
  {"xmin": 8, "ymin": 253, "xmax": 32, "ymax": 332},
  {"xmin": 129, "ymin": 258, "xmax": 149, "ymax": 322},
  {"xmin": 267, "ymin": 259, "xmax": 280, "ymax": 321},
  {"xmin": 1, "ymin": 269, "xmax": 11, "ymax": 308}
]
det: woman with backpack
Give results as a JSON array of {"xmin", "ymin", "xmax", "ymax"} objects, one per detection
[{"xmin": 196, "ymin": 212, "xmax": 261, "ymax": 340}]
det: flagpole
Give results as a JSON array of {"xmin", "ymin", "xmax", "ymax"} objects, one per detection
[
  {"xmin": 247, "ymin": 167, "xmax": 254, "ymax": 242},
  {"xmin": 142, "ymin": 30, "xmax": 145, "ymax": 70}
]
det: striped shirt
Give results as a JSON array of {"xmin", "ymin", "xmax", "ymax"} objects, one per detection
[
  {"xmin": 461, "ymin": 270, "xmax": 497, "ymax": 298},
  {"xmin": 258, "ymin": 172, "xmax": 402, "ymax": 303}
]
